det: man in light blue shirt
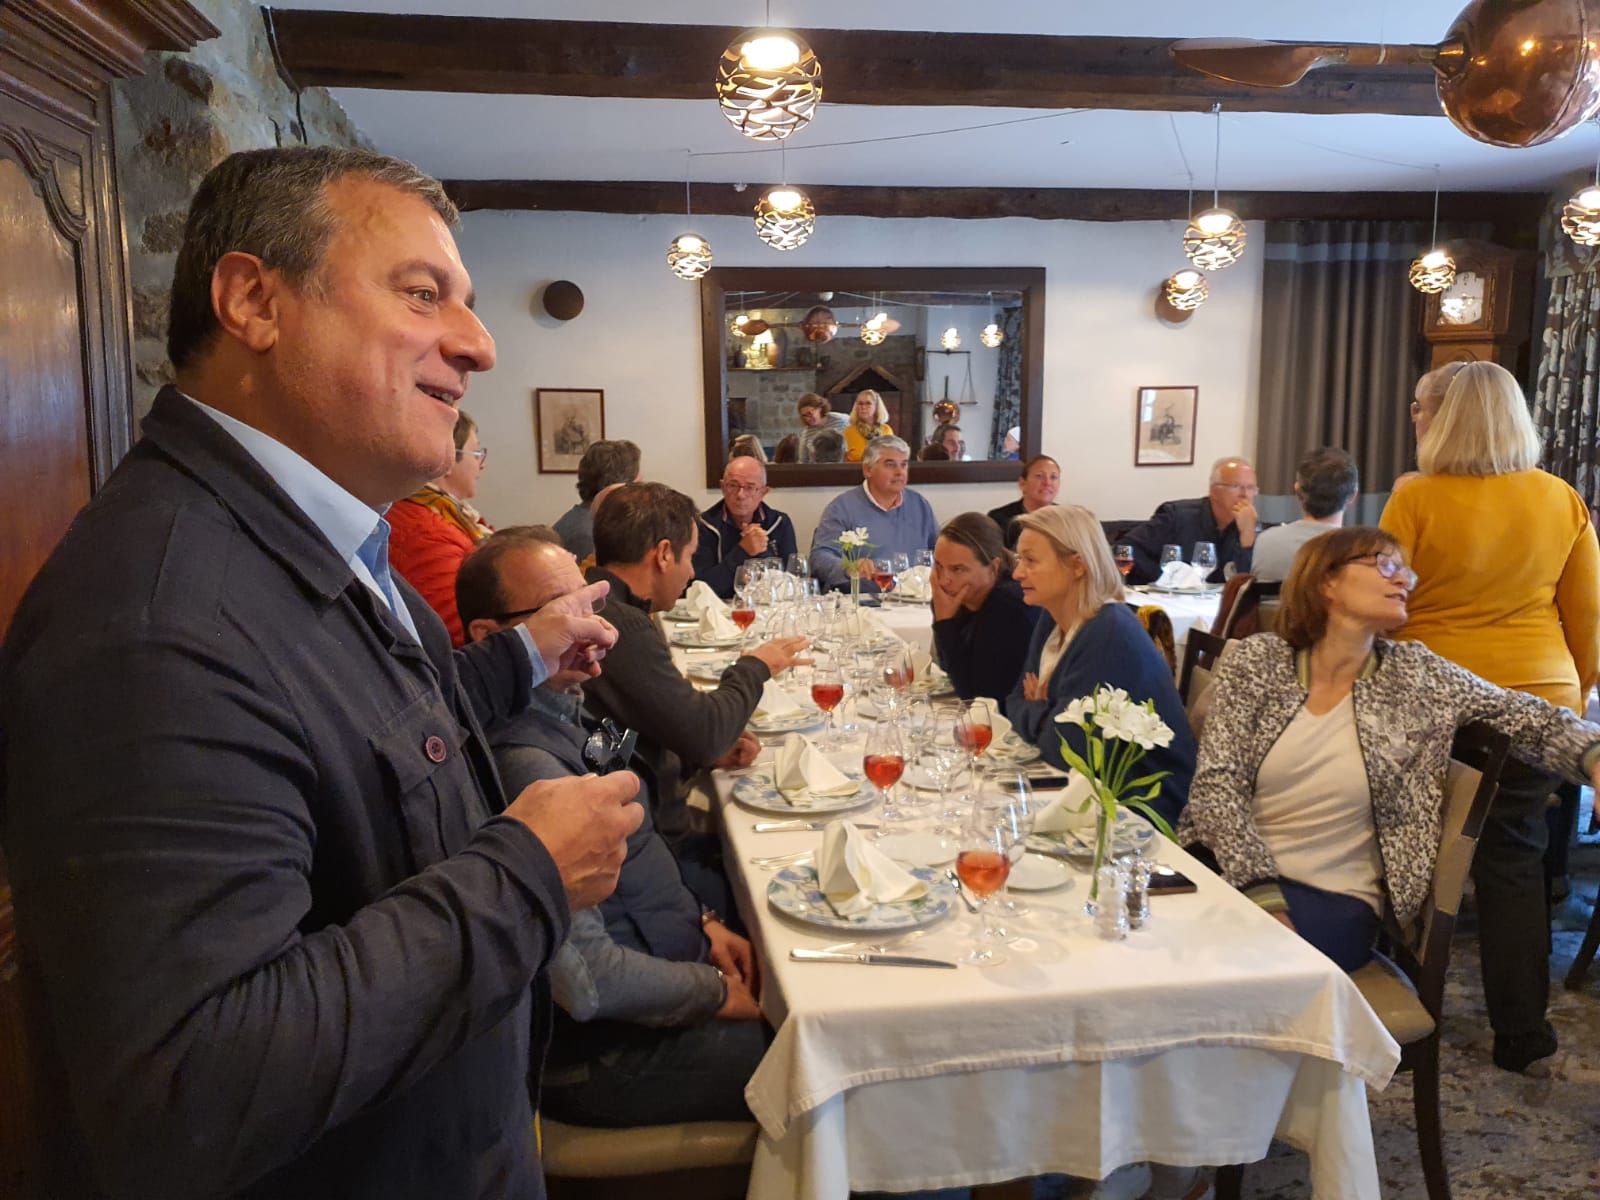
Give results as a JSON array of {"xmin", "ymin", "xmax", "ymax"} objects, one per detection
[{"xmin": 809, "ymin": 435, "xmax": 940, "ymax": 591}]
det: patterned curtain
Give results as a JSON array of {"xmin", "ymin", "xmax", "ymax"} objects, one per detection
[
  {"xmin": 989, "ymin": 306, "xmax": 1024, "ymax": 457},
  {"xmin": 1534, "ymin": 189, "xmax": 1600, "ymax": 506}
]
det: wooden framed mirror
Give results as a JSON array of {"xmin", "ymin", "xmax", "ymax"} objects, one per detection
[{"xmin": 699, "ymin": 266, "xmax": 1045, "ymax": 487}]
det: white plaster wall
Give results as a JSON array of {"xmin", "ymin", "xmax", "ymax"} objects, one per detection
[{"xmin": 453, "ymin": 210, "xmax": 1263, "ymax": 550}]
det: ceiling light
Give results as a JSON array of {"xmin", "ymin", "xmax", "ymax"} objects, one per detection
[
  {"xmin": 1408, "ymin": 248, "xmax": 1457, "ymax": 294},
  {"xmin": 1182, "ymin": 105, "xmax": 1246, "ymax": 271},
  {"xmin": 941, "ymin": 327, "xmax": 961, "ymax": 351},
  {"xmin": 716, "ymin": 28, "xmax": 822, "ymax": 142},
  {"xmin": 979, "ymin": 323, "xmax": 1003, "ymax": 348},
  {"xmin": 861, "ymin": 325, "xmax": 886, "ymax": 346},
  {"xmin": 1164, "ymin": 269, "xmax": 1209, "ymax": 311},
  {"xmin": 1563, "ymin": 187, "xmax": 1600, "ymax": 246},
  {"xmin": 666, "ymin": 233, "xmax": 712, "ymax": 280},
  {"xmin": 754, "ymin": 185, "xmax": 814, "ymax": 251}
]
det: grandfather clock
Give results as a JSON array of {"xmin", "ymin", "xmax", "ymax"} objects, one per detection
[{"xmin": 1421, "ymin": 239, "xmax": 1535, "ymax": 371}]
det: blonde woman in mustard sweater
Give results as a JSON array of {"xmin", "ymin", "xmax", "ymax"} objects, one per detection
[{"xmin": 1380, "ymin": 360, "xmax": 1600, "ymax": 1073}]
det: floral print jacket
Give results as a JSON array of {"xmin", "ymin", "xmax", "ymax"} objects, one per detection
[{"xmin": 1178, "ymin": 634, "xmax": 1600, "ymax": 925}]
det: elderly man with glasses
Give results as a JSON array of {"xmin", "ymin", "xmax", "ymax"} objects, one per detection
[
  {"xmin": 1122, "ymin": 455, "xmax": 1261, "ymax": 585},
  {"xmin": 691, "ymin": 453, "xmax": 798, "ymax": 598}
]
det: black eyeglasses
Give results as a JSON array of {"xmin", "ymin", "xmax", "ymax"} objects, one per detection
[
  {"xmin": 582, "ymin": 717, "xmax": 637, "ymax": 776},
  {"xmin": 493, "ymin": 593, "xmax": 606, "ymax": 624},
  {"xmin": 1343, "ymin": 553, "xmax": 1418, "ymax": 589}
]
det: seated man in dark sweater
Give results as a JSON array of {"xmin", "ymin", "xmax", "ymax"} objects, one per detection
[
  {"xmin": 692, "ymin": 454, "xmax": 798, "ymax": 598},
  {"xmin": 985, "ymin": 454, "xmax": 1061, "ymax": 550},
  {"xmin": 1121, "ymin": 455, "xmax": 1259, "ymax": 585},
  {"xmin": 458, "ymin": 527, "xmax": 767, "ymax": 1127}
]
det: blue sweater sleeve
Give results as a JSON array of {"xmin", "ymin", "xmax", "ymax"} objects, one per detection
[
  {"xmin": 1004, "ymin": 611, "xmax": 1055, "ymax": 741},
  {"xmin": 809, "ymin": 495, "xmax": 853, "ymax": 590}
]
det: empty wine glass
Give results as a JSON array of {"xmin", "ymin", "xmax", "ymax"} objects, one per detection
[
  {"xmin": 787, "ymin": 552, "xmax": 811, "ymax": 582},
  {"xmin": 956, "ymin": 798, "xmax": 1014, "ymax": 967},
  {"xmin": 863, "ymin": 718, "xmax": 909, "ymax": 828},
  {"xmin": 989, "ymin": 771, "xmax": 1036, "ymax": 923},
  {"xmin": 1191, "ymin": 541, "xmax": 1218, "ymax": 578},
  {"xmin": 880, "ymin": 643, "xmax": 915, "ymax": 714},
  {"xmin": 890, "ymin": 552, "xmax": 911, "ymax": 586},
  {"xmin": 913, "ymin": 548, "xmax": 934, "ymax": 570},
  {"xmin": 1159, "ymin": 544, "xmax": 1183, "ymax": 569},
  {"xmin": 1112, "ymin": 542, "xmax": 1135, "ymax": 578}
]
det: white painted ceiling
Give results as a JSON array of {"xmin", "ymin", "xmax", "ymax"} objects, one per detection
[{"xmin": 274, "ymin": 0, "xmax": 1600, "ymax": 192}]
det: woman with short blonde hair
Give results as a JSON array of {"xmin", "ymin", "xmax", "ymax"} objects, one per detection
[
  {"xmin": 1380, "ymin": 358, "xmax": 1600, "ymax": 1072},
  {"xmin": 1003, "ymin": 505, "xmax": 1195, "ymax": 825}
]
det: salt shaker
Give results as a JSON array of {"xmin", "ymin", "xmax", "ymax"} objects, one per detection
[
  {"xmin": 1123, "ymin": 850, "xmax": 1151, "ymax": 930},
  {"xmin": 1093, "ymin": 863, "xmax": 1128, "ymax": 940}
]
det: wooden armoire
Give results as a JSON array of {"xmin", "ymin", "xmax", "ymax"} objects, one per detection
[{"xmin": 1, "ymin": 3, "xmax": 215, "ymax": 1195}]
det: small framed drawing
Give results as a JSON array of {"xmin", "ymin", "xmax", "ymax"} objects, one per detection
[
  {"xmin": 535, "ymin": 388, "xmax": 605, "ymax": 473},
  {"xmin": 1134, "ymin": 386, "xmax": 1198, "ymax": 467}
]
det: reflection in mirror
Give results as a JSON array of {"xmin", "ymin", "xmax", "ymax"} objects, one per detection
[{"xmin": 701, "ymin": 268, "xmax": 1045, "ymax": 487}]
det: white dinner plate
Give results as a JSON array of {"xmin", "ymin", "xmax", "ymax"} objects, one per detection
[
  {"xmin": 767, "ymin": 864, "xmax": 956, "ymax": 932},
  {"xmin": 685, "ymin": 652, "xmax": 739, "ymax": 681},
  {"xmin": 987, "ymin": 732, "xmax": 1041, "ymax": 765},
  {"xmin": 1008, "ymin": 853, "xmax": 1073, "ymax": 891},
  {"xmin": 663, "ymin": 604, "xmax": 703, "ymax": 622},
  {"xmin": 1028, "ymin": 809, "xmax": 1156, "ymax": 859},
  {"xmin": 671, "ymin": 629, "xmax": 744, "ymax": 649},
  {"xmin": 748, "ymin": 707, "xmax": 826, "ymax": 734},
  {"xmin": 1145, "ymin": 582, "xmax": 1224, "ymax": 595},
  {"xmin": 730, "ymin": 768, "xmax": 874, "ymax": 815},
  {"xmin": 875, "ymin": 829, "xmax": 959, "ymax": 867}
]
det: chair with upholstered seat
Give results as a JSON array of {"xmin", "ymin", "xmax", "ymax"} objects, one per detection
[
  {"xmin": 540, "ymin": 1116, "xmax": 758, "ymax": 1200},
  {"xmin": 1215, "ymin": 723, "xmax": 1511, "ymax": 1200}
]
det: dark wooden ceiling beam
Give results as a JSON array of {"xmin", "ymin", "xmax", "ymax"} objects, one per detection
[
  {"xmin": 268, "ymin": 10, "xmax": 1442, "ymax": 116},
  {"xmin": 443, "ymin": 179, "xmax": 1541, "ymax": 227}
]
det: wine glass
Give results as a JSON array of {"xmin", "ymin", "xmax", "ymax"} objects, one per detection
[
  {"xmin": 846, "ymin": 646, "xmax": 880, "ymax": 732},
  {"xmin": 730, "ymin": 586, "xmax": 757, "ymax": 649},
  {"xmin": 1159, "ymin": 544, "xmax": 1183, "ymax": 570},
  {"xmin": 989, "ymin": 771, "xmax": 1036, "ymax": 923},
  {"xmin": 920, "ymin": 735, "xmax": 967, "ymax": 833},
  {"xmin": 913, "ymin": 549, "xmax": 934, "ymax": 571},
  {"xmin": 890, "ymin": 552, "xmax": 911, "ymax": 588},
  {"xmin": 734, "ymin": 560, "xmax": 762, "ymax": 597},
  {"xmin": 810, "ymin": 658, "xmax": 845, "ymax": 749},
  {"xmin": 863, "ymin": 718, "xmax": 909, "ymax": 828},
  {"xmin": 1191, "ymin": 541, "xmax": 1218, "ymax": 578},
  {"xmin": 955, "ymin": 699, "xmax": 994, "ymax": 778},
  {"xmin": 871, "ymin": 557, "xmax": 896, "ymax": 598},
  {"xmin": 1112, "ymin": 542, "xmax": 1135, "ymax": 578},
  {"xmin": 955, "ymin": 798, "xmax": 1014, "ymax": 967},
  {"xmin": 880, "ymin": 644, "xmax": 915, "ymax": 710},
  {"xmin": 787, "ymin": 552, "xmax": 811, "ymax": 583}
]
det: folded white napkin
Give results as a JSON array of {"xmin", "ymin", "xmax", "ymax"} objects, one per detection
[
  {"xmin": 683, "ymin": 580, "xmax": 725, "ymax": 615},
  {"xmin": 774, "ymin": 734, "xmax": 857, "ymax": 797},
  {"xmin": 909, "ymin": 645, "xmax": 934, "ymax": 681},
  {"xmin": 754, "ymin": 680, "xmax": 805, "ymax": 722},
  {"xmin": 1156, "ymin": 561, "xmax": 1209, "ymax": 590},
  {"xmin": 897, "ymin": 565, "xmax": 933, "ymax": 601},
  {"xmin": 817, "ymin": 820, "xmax": 929, "ymax": 915},
  {"xmin": 1032, "ymin": 772, "xmax": 1099, "ymax": 833},
  {"xmin": 698, "ymin": 605, "xmax": 741, "ymax": 640}
]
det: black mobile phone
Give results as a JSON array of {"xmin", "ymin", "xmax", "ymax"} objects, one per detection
[{"xmin": 1148, "ymin": 866, "xmax": 1198, "ymax": 895}]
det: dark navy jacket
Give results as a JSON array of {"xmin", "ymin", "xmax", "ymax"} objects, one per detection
[
  {"xmin": 1003, "ymin": 602, "xmax": 1196, "ymax": 826},
  {"xmin": 931, "ymin": 578, "xmax": 1041, "ymax": 702},
  {"xmin": 0, "ymin": 389, "xmax": 567, "ymax": 1200},
  {"xmin": 691, "ymin": 500, "xmax": 799, "ymax": 598},
  {"xmin": 1121, "ymin": 496, "xmax": 1253, "ymax": 585}
]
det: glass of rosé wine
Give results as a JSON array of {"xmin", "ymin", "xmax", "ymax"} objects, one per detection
[
  {"xmin": 955, "ymin": 797, "xmax": 1014, "ymax": 966},
  {"xmin": 863, "ymin": 718, "xmax": 909, "ymax": 827},
  {"xmin": 810, "ymin": 658, "xmax": 846, "ymax": 749}
]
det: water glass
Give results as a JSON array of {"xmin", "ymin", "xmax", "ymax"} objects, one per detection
[
  {"xmin": 913, "ymin": 549, "xmax": 934, "ymax": 570},
  {"xmin": 1159, "ymin": 544, "xmax": 1183, "ymax": 569},
  {"xmin": 787, "ymin": 553, "xmax": 811, "ymax": 581},
  {"xmin": 1191, "ymin": 541, "xmax": 1218, "ymax": 576}
]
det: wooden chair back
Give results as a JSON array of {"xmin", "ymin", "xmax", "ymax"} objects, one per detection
[
  {"xmin": 1210, "ymin": 575, "xmax": 1281, "ymax": 641},
  {"xmin": 1176, "ymin": 630, "xmax": 1233, "ymax": 737}
]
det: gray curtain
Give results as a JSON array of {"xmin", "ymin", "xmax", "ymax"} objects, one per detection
[
  {"xmin": 988, "ymin": 306, "xmax": 1024, "ymax": 458},
  {"xmin": 1533, "ymin": 190, "xmax": 1600, "ymax": 506},
  {"xmin": 1255, "ymin": 221, "xmax": 1432, "ymax": 493}
]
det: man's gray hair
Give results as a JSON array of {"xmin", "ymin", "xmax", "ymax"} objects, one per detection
[
  {"xmin": 863, "ymin": 435, "xmax": 911, "ymax": 467},
  {"xmin": 1208, "ymin": 455, "xmax": 1254, "ymax": 484},
  {"xmin": 168, "ymin": 147, "xmax": 457, "ymax": 369}
]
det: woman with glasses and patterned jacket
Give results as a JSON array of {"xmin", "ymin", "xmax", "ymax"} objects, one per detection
[
  {"xmin": 1380, "ymin": 361, "xmax": 1600, "ymax": 1072},
  {"xmin": 1180, "ymin": 526, "xmax": 1600, "ymax": 985},
  {"xmin": 389, "ymin": 408, "xmax": 495, "ymax": 646}
]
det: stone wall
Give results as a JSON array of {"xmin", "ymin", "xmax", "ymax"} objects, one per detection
[{"xmin": 112, "ymin": 0, "xmax": 371, "ymax": 417}]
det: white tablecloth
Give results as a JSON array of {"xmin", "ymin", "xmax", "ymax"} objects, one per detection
[
  {"xmin": 715, "ymin": 758, "xmax": 1398, "ymax": 1199},
  {"xmin": 866, "ymin": 599, "xmax": 934, "ymax": 657},
  {"xmin": 1124, "ymin": 587, "xmax": 1223, "ymax": 653}
]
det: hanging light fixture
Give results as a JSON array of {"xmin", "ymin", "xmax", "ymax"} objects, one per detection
[
  {"xmin": 1164, "ymin": 269, "xmax": 1209, "ymax": 312},
  {"xmin": 754, "ymin": 185, "xmax": 814, "ymax": 250},
  {"xmin": 861, "ymin": 300, "xmax": 887, "ymax": 345},
  {"xmin": 666, "ymin": 153, "xmax": 712, "ymax": 280},
  {"xmin": 1562, "ymin": 122, "xmax": 1600, "ymax": 247},
  {"xmin": 940, "ymin": 326, "xmax": 961, "ymax": 351},
  {"xmin": 1183, "ymin": 104, "xmax": 1247, "ymax": 272},
  {"xmin": 715, "ymin": 23, "xmax": 822, "ymax": 142},
  {"xmin": 1409, "ymin": 167, "xmax": 1456, "ymax": 294},
  {"xmin": 978, "ymin": 292, "xmax": 1004, "ymax": 347}
]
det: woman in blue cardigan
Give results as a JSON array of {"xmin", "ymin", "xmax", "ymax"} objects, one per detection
[{"xmin": 1003, "ymin": 504, "xmax": 1196, "ymax": 826}]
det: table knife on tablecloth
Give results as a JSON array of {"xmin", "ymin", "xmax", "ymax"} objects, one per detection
[{"xmin": 790, "ymin": 948, "xmax": 956, "ymax": 969}]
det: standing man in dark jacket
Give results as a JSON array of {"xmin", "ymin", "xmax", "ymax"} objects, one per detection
[
  {"xmin": 0, "ymin": 147, "xmax": 642, "ymax": 1200},
  {"xmin": 1122, "ymin": 456, "xmax": 1260, "ymax": 584},
  {"xmin": 692, "ymin": 454, "xmax": 798, "ymax": 597}
]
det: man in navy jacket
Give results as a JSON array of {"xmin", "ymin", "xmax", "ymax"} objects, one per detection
[
  {"xmin": 692, "ymin": 454, "xmax": 797, "ymax": 597},
  {"xmin": 0, "ymin": 148, "xmax": 641, "ymax": 1200}
]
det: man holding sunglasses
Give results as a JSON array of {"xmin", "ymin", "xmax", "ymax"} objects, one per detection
[{"xmin": 458, "ymin": 528, "xmax": 767, "ymax": 1127}]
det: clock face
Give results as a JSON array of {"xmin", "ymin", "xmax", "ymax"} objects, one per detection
[{"xmin": 1438, "ymin": 271, "xmax": 1485, "ymax": 326}]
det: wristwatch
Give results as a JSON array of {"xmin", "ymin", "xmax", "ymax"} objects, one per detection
[{"xmin": 700, "ymin": 909, "xmax": 722, "ymax": 928}]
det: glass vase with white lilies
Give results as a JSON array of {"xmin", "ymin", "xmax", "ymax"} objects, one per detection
[
  {"xmin": 836, "ymin": 526, "xmax": 874, "ymax": 612},
  {"xmin": 1052, "ymin": 686, "xmax": 1178, "ymax": 910}
]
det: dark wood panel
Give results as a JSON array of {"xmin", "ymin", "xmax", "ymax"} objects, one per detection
[
  {"xmin": 0, "ymin": 154, "xmax": 92, "ymax": 635},
  {"xmin": 445, "ymin": 178, "xmax": 1545, "ymax": 230},
  {"xmin": 269, "ymin": 12, "xmax": 1442, "ymax": 116}
]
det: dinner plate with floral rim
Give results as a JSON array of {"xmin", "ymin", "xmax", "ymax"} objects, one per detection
[
  {"xmin": 670, "ymin": 629, "xmax": 744, "ymax": 649},
  {"xmin": 1027, "ymin": 810, "xmax": 1156, "ymax": 859},
  {"xmin": 730, "ymin": 769, "xmax": 875, "ymax": 815},
  {"xmin": 767, "ymin": 863, "xmax": 957, "ymax": 932}
]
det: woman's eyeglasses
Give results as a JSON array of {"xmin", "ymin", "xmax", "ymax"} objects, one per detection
[{"xmin": 1343, "ymin": 553, "xmax": 1418, "ymax": 590}]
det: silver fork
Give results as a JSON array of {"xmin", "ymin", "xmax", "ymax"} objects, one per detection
[{"xmin": 748, "ymin": 850, "xmax": 814, "ymax": 871}]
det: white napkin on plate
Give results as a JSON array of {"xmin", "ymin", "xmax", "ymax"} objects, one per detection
[
  {"xmin": 817, "ymin": 820, "xmax": 929, "ymax": 915},
  {"xmin": 683, "ymin": 580, "xmax": 724, "ymax": 615},
  {"xmin": 1032, "ymin": 772, "xmax": 1099, "ymax": 833},
  {"xmin": 1156, "ymin": 561, "xmax": 1209, "ymax": 590},
  {"xmin": 754, "ymin": 680, "xmax": 805, "ymax": 722},
  {"xmin": 909, "ymin": 645, "xmax": 934, "ymax": 682},
  {"xmin": 698, "ymin": 605, "xmax": 741, "ymax": 640},
  {"xmin": 897, "ymin": 565, "xmax": 933, "ymax": 601},
  {"xmin": 774, "ymin": 734, "xmax": 857, "ymax": 797}
]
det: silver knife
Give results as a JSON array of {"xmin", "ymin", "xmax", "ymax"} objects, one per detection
[
  {"xmin": 753, "ymin": 819, "xmax": 879, "ymax": 832},
  {"xmin": 790, "ymin": 947, "xmax": 956, "ymax": 969}
]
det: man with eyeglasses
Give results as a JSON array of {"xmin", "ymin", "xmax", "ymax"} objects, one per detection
[
  {"xmin": 1122, "ymin": 455, "xmax": 1261, "ymax": 585},
  {"xmin": 692, "ymin": 454, "xmax": 798, "ymax": 598},
  {"xmin": 457, "ymin": 527, "xmax": 767, "ymax": 1129}
]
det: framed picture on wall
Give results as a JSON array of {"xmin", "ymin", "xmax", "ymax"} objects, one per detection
[
  {"xmin": 535, "ymin": 388, "xmax": 605, "ymax": 473},
  {"xmin": 1134, "ymin": 386, "xmax": 1197, "ymax": 467}
]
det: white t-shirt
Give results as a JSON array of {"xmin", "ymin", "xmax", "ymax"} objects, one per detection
[{"xmin": 1253, "ymin": 693, "xmax": 1383, "ymax": 912}]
